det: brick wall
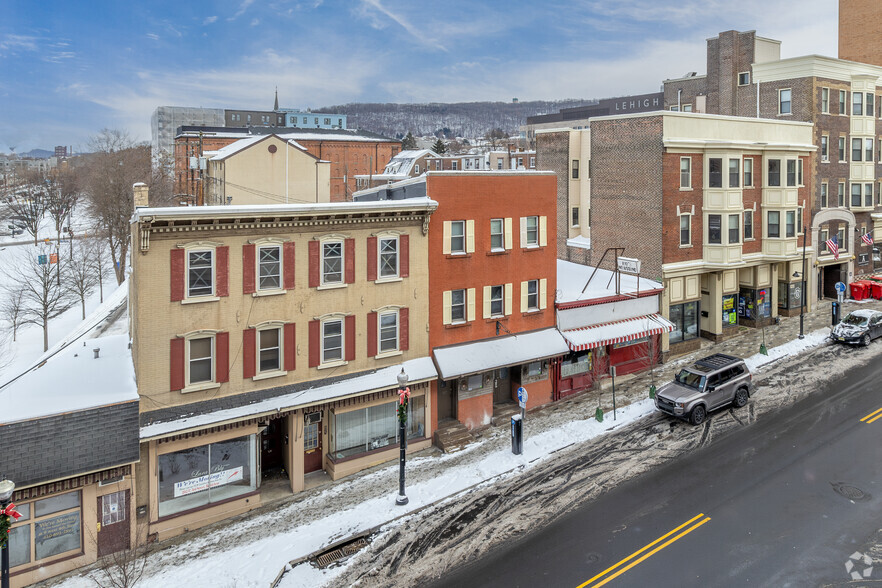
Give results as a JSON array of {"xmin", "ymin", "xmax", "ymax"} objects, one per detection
[
  {"xmin": 839, "ymin": 0, "xmax": 882, "ymax": 67},
  {"xmin": 662, "ymin": 152, "xmax": 703, "ymax": 264},
  {"xmin": 535, "ymin": 131, "xmax": 572, "ymax": 260},
  {"xmin": 742, "ymin": 155, "xmax": 763, "ymax": 255},
  {"xmin": 589, "ymin": 116, "xmax": 665, "ymax": 280}
]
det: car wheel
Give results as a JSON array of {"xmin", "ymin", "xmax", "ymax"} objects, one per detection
[
  {"xmin": 733, "ymin": 387, "xmax": 749, "ymax": 408},
  {"xmin": 862, "ymin": 334, "xmax": 871, "ymax": 347},
  {"xmin": 689, "ymin": 405, "xmax": 707, "ymax": 426}
]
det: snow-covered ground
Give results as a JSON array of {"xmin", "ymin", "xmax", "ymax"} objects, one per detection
[{"xmin": 47, "ymin": 325, "xmax": 837, "ymax": 588}]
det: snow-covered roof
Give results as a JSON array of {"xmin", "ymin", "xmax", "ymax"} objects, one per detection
[
  {"xmin": 566, "ymin": 235, "xmax": 591, "ymax": 251},
  {"xmin": 557, "ymin": 260, "xmax": 663, "ymax": 305},
  {"xmin": 140, "ymin": 357, "xmax": 437, "ymax": 439},
  {"xmin": 131, "ymin": 197, "xmax": 438, "ymax": 222},
  {"xmin": 560, "ymin": 314, "xmax": 674, "ymax": 351},
  {"xmin": 209, "ymin": 135, "xmax": 309, "ymax": 161},
  {"xmin": 848, "ymin": 309, "xmax": 881, "ymax": 318},
  {"xmin": 382, "ymin": 150, "xmax": 438, "ymax": 175},
  {"xmin": 432, "ymin": 328, "xmax": 569, "ymax": 380}
]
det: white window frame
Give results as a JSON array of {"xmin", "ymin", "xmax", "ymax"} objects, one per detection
[
  {"xmin": 852, "ymin": 137, "xmax": 863, "ymax": 162},
  {"xmin": 490, "ymin": 218, "xmax": 504, "ymax": 251},
  {"xmin": 839, "ymin": 136, "xmax": 847, "ymax": 162},
  {"xmin": 821, "ymin": 182, "xmax": 828, "ymax": 208},
  {"xmin": 820, "ymin": 229, "xmax": 829, "ymax": 252},
  {"xmin": 728, "ymin": 214, "xmax": 740, "ymax": 244},
  {"xmin": 529, "ymin": 156, "xmax": 536, "ymax": 168},
  {"xmin": 525, "ymin": 216, "xmax": 539, "ymax": 247},
  {"xmin": 737, "ymin": 71, "xmax": 750, "ymax": 86},
  {"xmin": 743, "ymin": 210, "xmax": 754, "ymax": 240},
  {"xmin": 839, "ymin": 90, "xmax": 847, "ymax": 115},
  {"xmin": 679, "ymin": 213, "xmax": 691, "ymax": 247},
  {"xmin": 450, "ymin": 289, "xmax": 466, "ymax": 323},
  {"xmin": 526, "ymin": 279, "xmax": 539, "ymax": 311},
  {"xmin": 838, "ymin": 182, "xmax": 846, "ymax": 207},
  {"xmin": 821, "ymin": 135, "xmax": 829, "ymax": 162},
  {"xmin": 450, "ymin": 220, "xmax": 466, "ymax": 253},
  {"xmin": 680, "ymin": 157, "xmax": 691, "ymax": 189},
  {"xmin": 378, "ymin": 235, "xmax": 399, "ymax": 279},
  {"xmin": 321, "ymin": 318, "xmax": 345, "ymax": 365},
  {"xmin": 489, "ymin": 285, "xmax": 504, "ymax": 317},
  {"xmin": 186, "ymin": 248, "xmax": 215, "ymax": 299},
  {"xmin": 821, "ymin": 87, "xmax": 829, "ymax": 113},
  {"xmin": 186, "ymin": 333, "xmax": 215, "ymax": 389},
  {"xmin": 778, "ymin": 88, "xmax": 792, "ymax": 115},
  {"xmin": 378, "ymin": 310, "xmax": 399, "ymax": 355},
  {"xmin": 743, "ymin": 157, "xmax": 753, "ymax": 187},
  {"xmin": 571, "ymin": 207, "xmax": 580, "ymax": 228},
  {"xmin": 321, "ymin": 239, "xmax": 344, "ymax": 286},
  {"xmin": 257, "ymin": 243, "xmax": 282, "ymax": 292},
  {"xmin": 853, "ymin": 91, "xmax": 864, "ymax": 116}
]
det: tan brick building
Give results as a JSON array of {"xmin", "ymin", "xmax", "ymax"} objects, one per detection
[{"xmin": 839, "ymin": 0, "xmax": 882, "ymax": 68}]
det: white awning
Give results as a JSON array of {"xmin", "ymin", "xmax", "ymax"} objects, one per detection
[
  {"xmin": 433, "ymin": 328, "xmax": 570, "ymax": 380},
  {"xmin": 560, "ymin": 314, "xmax": 675, "ymax": 352}
]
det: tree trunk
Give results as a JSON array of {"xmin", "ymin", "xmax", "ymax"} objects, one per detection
[
  {"xmin": 81, "ymin": 297, "xmax": 86, "ymax": 319},
  {"xmin": 99, "ymin": 272, "xmax": 104, "ymax": 303},
  {"xmin": 43, "ymin": 318, "xmax": 49, "ymax": 352}
]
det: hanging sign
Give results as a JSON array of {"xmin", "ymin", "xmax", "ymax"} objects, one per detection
[
  {"xmin": 38, "ymin": 254, "xmax": 48, "ymax": 265},
  {"xmin": 617, "ymin": 257, "xmax": 641, "ymax": 274}
]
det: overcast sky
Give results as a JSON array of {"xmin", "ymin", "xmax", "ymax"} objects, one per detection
[{"xmin": 0, "ymin": 0, "xmax": 837, "ymax": 153}]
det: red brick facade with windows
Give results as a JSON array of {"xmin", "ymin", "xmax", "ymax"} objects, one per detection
[{"xmin": 662, "ymin": 152, "xmax": 704, "ymax": 264}]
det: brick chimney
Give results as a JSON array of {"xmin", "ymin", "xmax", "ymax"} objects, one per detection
[{"xmin": 133, "ymin": 182, "xmax": 149, "ymax": 209}]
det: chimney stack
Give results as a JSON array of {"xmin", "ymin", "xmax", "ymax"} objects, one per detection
[{"xmin": 133, "ymin": 182, "xmax": 149, "ymax": 209}]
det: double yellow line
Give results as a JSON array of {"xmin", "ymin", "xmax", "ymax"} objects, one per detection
[
  {"xmin": 576, "ymin": 513, "xmax": 711, "ymax": 588},
  {"xmin": 861, "ymin": 407, "xmax": 882, "ymax": 424}
]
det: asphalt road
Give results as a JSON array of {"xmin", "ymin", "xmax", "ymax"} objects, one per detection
[{"xmin": 433, "ymin": 355, "xmax": 882, "ymax": 588}]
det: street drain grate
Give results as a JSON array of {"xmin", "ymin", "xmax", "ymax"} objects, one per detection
[
  {"xmin": 831, "ymin": 482, "xmax": 871, "ymax": 502},
  {"xmin": 314, "ymin": 537, "xmax": 369, "ymax": 568}
]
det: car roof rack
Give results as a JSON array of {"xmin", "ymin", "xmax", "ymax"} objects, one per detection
[{"xmin": 693, "ymin": 353, "xmax": 740, "ymax": 371}]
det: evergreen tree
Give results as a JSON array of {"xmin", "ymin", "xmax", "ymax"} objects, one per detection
[
  {"xmin": 401, "ymin": 132, "xmax": 417, "ymax": 150},
  {"xmin": 432, "ymin": 138, "xmax": 447, "ymax": 154}
]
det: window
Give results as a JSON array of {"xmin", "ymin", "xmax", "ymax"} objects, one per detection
[
  {"xmin": 572, "ymin": 160, "xmax": 579, "ymax": 179},
  {"xmin": 738, "ymin": 72, "xmax": 750, "ymax": 85},
  {"xmin": 767, "ymin": 159, "xmax": 781, "ymax": 187},
  {"xmin": 680, "ymin": 214, "xmax": 691, "ymax": 246},
  {"xmin": 853, "ymin": 138, "xmax": 863, "ymax": 162},
  {"xmin": 379, "ymin": 311, "xmax": 398, "ymax": 353},
  {"xmin": 779, "ymin": 89, "xmax": 791, "ymax": 114},
  {"xmin": 526, "ymin": 279, "xmax": 539, "ymax": 310},
  {"xmin": 8, "ymin": 491, "xmax": 82, "ymax": 568},
  {"xmin": 853, "ymin": 91, "xmax": 863, "ymax": 116},
  {"xmin": 821, "ymin": 87, "xmax": 829, "ymax": 113},
  {"xmin": 322, "ymin": 319, "xmax": 343, "ymax": 363},
  {"xmin": 490, "ymin": 218, "xmax": 504, "ymax": 250},
  {"xmin": 188, "ymin": 336, "xmax": 213, "ymax": 385},
  {"xmin": 743, "ymin": 210, "xmax": 753, "ymax": 239},
  {"xmin": 839, "ymin": 136, "xmax": 847, "ymax": 161},
  {"xmin": 571, "ymin": 207, "xmax": 580, "ymax": 227},
  {"xmin": 258, "ymin": 327, "xmax": 281, "ymax": 373},
  {"xmin": 728, "ymin": 158, "xmax": 740, "ymax": 188},
  {"xmin": 680, "ymin": 157, "xmax": 691, "ymax": 188},
  {"xmin": 768, "ymin": 211, "xmax": 780, "ymax": 238},
  {"xmin": 682, "ymin": 104, "xmax": 693, "ymax": 112},
  {"xmin": 258, "ymin": 245, "xmax": 281, "ymax": 290},
  {"xmin": 728, "ymin": 214, "xmax": 740, "ymax": 243},
  {"xmin": 866, "ymin": 183, "xmax": 874, "ymax": 207},
  {"xmin": 669, "ymin": 301, "xmax": 699, "ymax": 343},
  {"xmin": 708, "ymin": 158, "xmax": 722, "ymax": 188},
  {"xmin": 321, "ymin": 241, "xmax": 343, "ymax": 284},
  {"xmin": 852, "ymin": 183, "xmax": 862, "ymax": 207},
  {"xmin": 529, "ymin": 156, "xmax": 536, "ymax": 168},
  {"xmin": 450, "ymin": 220, "xmax": 465, "ymax": 253},
  {"xmin": 379, "ymin": 237, "xmax": 398, "ymax": 278},
  {"xmin": 451, "ymin": 289, "xmax": 466, "ymax": 322},
  {"xmin": 786, "ymin": 160, "xmax": 797, "ymax": 186},
  {"xmin": 708, "ymin": 214, "xmax": 722, "ymax": 244},
  {"xmin": 821, "ymin": 182, "xmax": 828, "ymax": 208},
  {"xmin": 497, "ymin": 159, "xmax": 503, "ymax": 169},
  {"xmin": 331, "ymin": 395, "xmax": 425, "ymax": 459},
  {"xmin": 451, "ymin": 161, "xmax": 457, "ymax": 170},
  {"xmin": 821, "ymin": 135, "xmax": 829, "ymax": 161},
  {"xmin": 743, "ymin": 158, "xmax": 753, "ymax": 186},
  {"xmin": 414, "ymin": 164, "xmax": 420, "ymax": 174},
  {"xmin": 187, "ymin": 250, "xmax": 213, "ymax": 297},
  {"xmin": 517, "ymin": 157, "xmax": 524, "ymax": 167},
  {"xmin": 840, "ymin": 90, "xmax": 847, "ymax": 114},
  {"xmin": 489, "ymin": 285, "xmax": 504, "ymax": 317},
  {"xmin": 525, "ymin": 216, "xmax": 539, "ymax": 246},
  {"xmin": 866, "ymin": 138, "xmax": 874, "ymax": 162},
  {"xmin": 838, "ymin": 227, "xmax": 846, "ymax": 251},
  {"xmin": 838, "ymin": 182, "xmax": 846, "ymax": 207},
  {"xmin": 785, "ymin": 211, "xmax": 795, "ymax": 238},
  {"xmin": 867, "ymin": 93, "xmax": 875, "ymax": 116},
  {"xmin": 670, "ymin": 105, "xmax": 679, "ymax": 112}
]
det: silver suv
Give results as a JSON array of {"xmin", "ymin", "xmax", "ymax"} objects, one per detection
[{"xmin": 655, "ymin": 354, "xmax": 754, "ymax": 425}]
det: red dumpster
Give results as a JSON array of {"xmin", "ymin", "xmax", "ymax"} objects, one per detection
[
  {"xmin": 850, "ymin": 281, "xmax": 868, "ymax": 301},
  {"xmin": 870, "ymin": 281, "xmax": 882, "ymax": 300}
]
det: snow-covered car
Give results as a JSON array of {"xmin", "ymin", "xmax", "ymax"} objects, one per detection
[{"xmin": 831, "ymin": 309, "xmax": 882, "ymax": 346}]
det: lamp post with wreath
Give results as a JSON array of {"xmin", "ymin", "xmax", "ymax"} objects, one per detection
[
  {"xmin": 396, "ymin": 368, "xmax": 410, "ymax": 506},
  {"xmin": 0, "ymin": 478, "xmax": 21, "ymax": 588}
]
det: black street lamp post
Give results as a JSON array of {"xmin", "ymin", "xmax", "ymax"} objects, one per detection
[
  {"xmin": 0, "ymin": 478, "xmax": 16, "ymax": 588},
  {"xmin": 798, "ymin": 224, "xmax": 808, "ymax": 339},
  {"xmin": 396, "ymin": 368, "xmax": 409, "ymax": 506}
]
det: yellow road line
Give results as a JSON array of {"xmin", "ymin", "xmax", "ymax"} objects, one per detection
[
  {"xmin": 576, "ymin": 513, "xmax": 709, "ymax": 588},
  {"xmin": 860, "ymin": 407, "xmax": 882, "ymax": 423}
]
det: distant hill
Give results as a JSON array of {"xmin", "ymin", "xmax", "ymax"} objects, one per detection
[{"xmin": 315, "ymin": 99, "xmax": 594, "ymax": 140}]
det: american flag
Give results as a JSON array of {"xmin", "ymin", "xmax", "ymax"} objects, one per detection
[
  {"xmin": 862, "ymin": 232, "xmax": 874, "ymax": 247},
  {"xmin": 826, "ymin": 235, "xmax": 839, "ymax": 259}
]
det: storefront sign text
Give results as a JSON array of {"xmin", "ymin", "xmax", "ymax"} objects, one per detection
[{"xmin": 174, "ymin": 467, "xmax": 244, "ymax": 497}]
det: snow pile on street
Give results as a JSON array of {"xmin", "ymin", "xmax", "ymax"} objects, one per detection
[{"xmin": 743, "ymin": 327, "xmax": 830, "ymax": 372}]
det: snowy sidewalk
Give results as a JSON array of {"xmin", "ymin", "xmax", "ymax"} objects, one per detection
[{"xmin": 46, "ymin": 312, "xmax": 844, "ymax": 588}]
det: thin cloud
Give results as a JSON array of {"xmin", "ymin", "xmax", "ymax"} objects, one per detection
[
  {"xmin": 0, "ymin": 34, "xmax": 39, "ymax": 52},
  {"xmin": 203, "ymin": 15, "xmax": 218, "ymax": 25},
  {"xmin": 146, "ymin": 33, "xmax": 160, "ymax": 41},
  {"xmin": 357, "ymin": 0, "xmax": 447, "ymax": 52},
  {"xmin": 228, "ymin": 0, "xmax": 256, "ymax": 21}
]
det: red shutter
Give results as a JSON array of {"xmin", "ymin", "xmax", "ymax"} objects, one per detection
[
  {"xmin": 242, "ymin": 244, "xmax": 256, "ymax": 294},
  {"xmin": 309, "ymin": 320, "xmax": 320, "ymax": 367},
  {"xmin": 345, "ymin": 315, "xmax": 356, "ymax": 361},
  {"xmin": 345, "ymin": 239, "xmax": 355, "ymax": 284},
  {"xmin": 216, "ymin": 246, "xmax": 229, "ymax": 297},
  {"xmin": 367, "ymin": 236, "xmax": 377, "ymax": 281},
  {"xmin": 243, "ymin": 328, "xmax": 256, "ymax": 379},
  {"xmin": 170, "ymin": 249, "xmax": 185, "ymax": 302},
  {"xmin": 170, "ymin": 338, "xmax": 185, "ymax": 391},
  {"xmin": 367, "ymin": 312, "xmax": 378, "ymax": 357},
  {"xmin": 308, "ymin": 241, "xmax": 320, "ymax": 288},
  {"xmin": 283, "ymin": 242, "xmax": 296, "ymax": 290},
  {"xmin": 399, "ymin": 307, "xmax": 409, "ymax": 351},
  {"xmin": 284, "ymin": 323, "xmax": 296, "ymax": 371},
  {"xmin": 216, "ymin": 331, "xmax": 229, "ymax": 383},
  {"xmin": 400, "ymin": 234, "xmax": 409, "ymax": 278}
]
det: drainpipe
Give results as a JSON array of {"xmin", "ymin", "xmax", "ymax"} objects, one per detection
[{"xmin": 678, "ymin": 88, "xmax": 682, "ymax": 112}]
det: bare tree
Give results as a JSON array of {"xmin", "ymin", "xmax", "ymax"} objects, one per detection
[
  {"xmin": 0, "ymin": 287, "xmax": 26, "ymax": 342},
  {"xmin": 64, "ymin": 240, "xmax": 99, "ymax": 319},
  {"xmin": 45, "ymin": 166, "xmax": 80, "ymax": 245},
  {"xmin": 3, "ymin": 245, "xmax": 75, "ymax": 351},
  {"xmin": 90, "ymin": 238, "xmax": 110, "ymax": 303},
  {"xmin": 90, "ymin": 521, "xmax": 151, "ymax": 588},
  {"xmin": 6, "ymin": 170, "xmax": 47, "ymax": 245}
]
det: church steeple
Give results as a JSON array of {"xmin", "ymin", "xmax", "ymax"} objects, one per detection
[{"xmin": 273, "ymin": 87, "xmax": 279, "ymax": 111}]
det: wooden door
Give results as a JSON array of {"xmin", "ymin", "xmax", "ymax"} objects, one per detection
[
  {"xmin": 97, "ymin": 490, "xmax": 130, "ymax": 557},
  {"xmin": 493, "ymin": 367, "xmax": 511, "ymax": 403},
  {"xmin": 303, "ymin": 413, "xmax": 323, "ymax": 473}
]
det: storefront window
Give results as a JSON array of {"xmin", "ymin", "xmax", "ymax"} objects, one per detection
[
  {"xmin": 778, "ymin": 281, "xmax": 805, "ymax": 309},
  {"xmin": 722, "ymin": 294, "xmax": 737, "ymax": 327},
  {"xmin": 669, "ymin": 301, "xmax": 699, "ymax": 343},
  {"xmin": 9, "ymin": 492, "xmax": 81, "ymax": 569},
  {"xmin": 739, "ymin": 287, "xmax": 771, "ymax": 319},
  {"xmin": 332, "ymin": 395, "xmax": 426, "ymax": 460},
  {"xmin": 158, "ymin": 434, "xmax": 257, "ymax": 518},
  {"xmin": 561, "ymin": 352, "xmax": 592, "ymax": 377}
]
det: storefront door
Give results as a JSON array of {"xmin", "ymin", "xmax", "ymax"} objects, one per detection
[
  {"xmin": 437, "ymin": 380, "xmax": 456, "ymax": 421},
  {"xmin": 822, "ymin": 264, "xmax": 845, "ymax": 299},
  {"xmin": 493, "ymin": 367, "xmax": 511, "ymax": 403},
  {"xmin": 304, "ymin": 413, "xmax": 323, "ymax": 474},
  {"xmin": 261, "ymin": 417, "xmax": 286, "ymax": 477},
  {"xmin": 97, "ymin": 490, "xmax": 130, "ymax": 557}
]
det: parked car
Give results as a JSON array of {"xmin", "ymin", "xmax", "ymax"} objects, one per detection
[
  {"xmin": 655, "ymin": 353, "xmax": 754, "ymax": 425},
  {"xmin": 831, "ymin": 309, "xmax": 882, "ymax": 346}
]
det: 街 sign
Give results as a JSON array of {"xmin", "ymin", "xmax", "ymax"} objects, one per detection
[{"xmin": 174, "ymin": 467, "xmax": 244, "ymax": 497}]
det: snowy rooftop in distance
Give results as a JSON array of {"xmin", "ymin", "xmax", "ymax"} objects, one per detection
[
  {"xmin": 209, "ymin": 136, "xmax": 309, "ymax": 161},
  {"xmin": 0, "ymin": 282, "xmax": 136, "ymax": 425},
  {"xmin": 557, "ymin": 260, "xmax": 663, "ymax": 305},
  {"xmin": 433, "ymin": 328, "xmax": 569, "ymax": 380}
]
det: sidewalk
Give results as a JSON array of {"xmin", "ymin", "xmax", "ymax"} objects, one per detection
[{"xmin": 44, "ymin": 297, "xmax": 881, "ymax": 588}]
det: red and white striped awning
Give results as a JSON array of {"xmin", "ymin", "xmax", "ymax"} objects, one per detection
[{"xmin": 560, "ymin": 314, "xmax": 675, "ymax": 352}]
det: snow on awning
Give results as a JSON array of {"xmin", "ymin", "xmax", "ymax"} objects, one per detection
[
  {"xmin": 561, "ymin": 314, "xmax": 675, "ymax": 352},
  {"xmin": 433, "ymin": 328, "xmax": 569, "ymax": 380}
]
